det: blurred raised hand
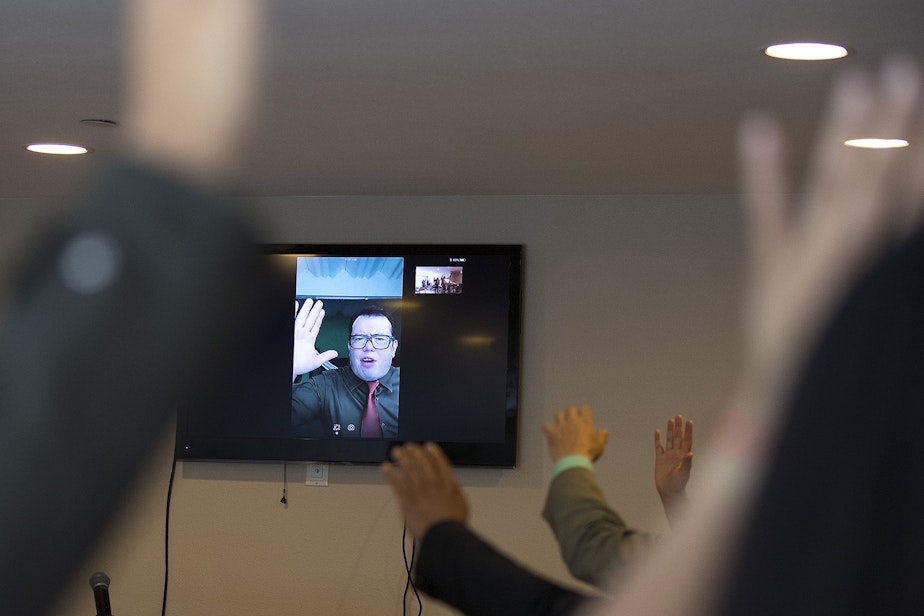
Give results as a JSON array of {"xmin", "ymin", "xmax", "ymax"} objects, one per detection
[{"xmin": 121, "ymin": 0, "xmax": 263, "ymax": 184}]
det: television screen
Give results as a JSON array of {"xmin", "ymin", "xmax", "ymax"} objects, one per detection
[{"xmin": 175, "ymin": 244, "xmax": 522, "ymax": 467}]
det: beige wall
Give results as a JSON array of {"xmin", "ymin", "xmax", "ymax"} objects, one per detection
[{"xmin": 2, "ymin": 193, "xmax": 745, "ymax": 615}]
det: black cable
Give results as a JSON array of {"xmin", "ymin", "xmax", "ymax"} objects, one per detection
[
  {"xmin": 280, "ymin": 463, "xmax": 288, "ymax": 505},
  {"xmin": 162, "ymin": 456, "xmax": 177, "ymax": 616},
  {"xmin": 402, "ymin": 525, "xmax": 422, "ymax": 615}
]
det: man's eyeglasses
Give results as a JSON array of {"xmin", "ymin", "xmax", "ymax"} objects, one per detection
[{"xmin": 348, "ymin": 334, "xmax": 395, "ymax": 350}]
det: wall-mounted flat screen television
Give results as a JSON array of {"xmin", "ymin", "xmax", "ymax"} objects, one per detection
[{"xmin": 175, "ymin": 244, "xmax": 522, "ymax": 467}]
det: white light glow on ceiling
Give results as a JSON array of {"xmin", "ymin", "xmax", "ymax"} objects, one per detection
[
  {"xmin": 764, "ymin": 42, "xmax": 850, "ymax": 61},
  {"xmin": 844, "ymin": 138, "xmax": 910, "ymax": 149},
  {"xmin": 25, "ymin": 143, "xmax": 90, "ymax": 155}
]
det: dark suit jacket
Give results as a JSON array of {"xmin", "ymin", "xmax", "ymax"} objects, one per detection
[
  {"xmin": 414, "ymin": 520, "xmax": 593, "ymax": 616},
  {"xmin": 720, "ymin": 225, "xmax": 924, "ymax": 615}
]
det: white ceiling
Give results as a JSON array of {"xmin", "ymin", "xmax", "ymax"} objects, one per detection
[{"xmin": 2, "ymin": 0, "xmax": 923, "ymax": 199}]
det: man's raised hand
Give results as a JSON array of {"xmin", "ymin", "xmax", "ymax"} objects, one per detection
[{"xmin": 292, "ymin": 299, "xmax": 338, "ymax": 381}]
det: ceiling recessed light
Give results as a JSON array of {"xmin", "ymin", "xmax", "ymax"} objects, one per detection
[
  {"xmin": 25, "ymin": 143, "xmax": 91, "ymax": 155},
  {"xmin": 844, "ymin": 138, "xmax": 909, "ymax": 149},
  {"xmin": 764, "ymin": 42, "xmax": 851, "ymax": 61}
]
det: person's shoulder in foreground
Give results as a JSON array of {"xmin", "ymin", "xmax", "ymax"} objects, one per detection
[{"xmin": 1, "ymin": 2, "xmax": 266, "ymax": 614}]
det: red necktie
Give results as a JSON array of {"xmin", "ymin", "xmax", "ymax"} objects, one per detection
[{"xmin": 361, "ymin": 380, "xmax": 382, "ymax": 437}]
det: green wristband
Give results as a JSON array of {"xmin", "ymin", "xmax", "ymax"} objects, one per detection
[{"xmin": 552, "ymin": 455, "xmax": 594, "ymax": 477}]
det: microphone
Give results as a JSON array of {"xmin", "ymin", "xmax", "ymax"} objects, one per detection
[{"xmin": 88, "ymin": 571, "xmax": 113, "ymax": 616}]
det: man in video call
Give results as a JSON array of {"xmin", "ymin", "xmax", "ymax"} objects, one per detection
[{"xmin": 291, "ymin": 299, "xmax": 400, "ymax": 438}]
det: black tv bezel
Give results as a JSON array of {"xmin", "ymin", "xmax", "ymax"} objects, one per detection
[{"xmin": 174, "ymin": 243, "xmax": 523, "ymax": 468}]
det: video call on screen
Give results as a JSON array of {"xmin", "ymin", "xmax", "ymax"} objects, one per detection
[
  {"xmin": 183, "ymin": 249, "xmax": 516, "ymax": 445},
  {"xmin": 290, "ymin": 252, "xmax": 513, "ymax": 444}
]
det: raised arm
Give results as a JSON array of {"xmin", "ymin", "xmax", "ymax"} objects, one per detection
[
  {"xmin": 382, "ymin": 443, "xmax": 589, "ymax": 615},
  {"xmin": 588, "ymin": 57, "xmax": 924, "ymax": 616},
  {"xmin": 541, "ymin": 406, "xmax": 654, "ymax": 585},
  {"xmin": 1, "ymin": 3, "xmax": 266, "ymax": 615},
  {"xmin": 121, "ymin": 0, "xmax": 262, "ymax": 184},
  {"xmin": 653, "ymin": 414, "xmax": 693, "ymax": 527}
]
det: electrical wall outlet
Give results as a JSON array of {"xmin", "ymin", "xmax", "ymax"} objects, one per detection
[{"xmin": 306, "ymin": 463, "xmax": 329, "ymax": 486}]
